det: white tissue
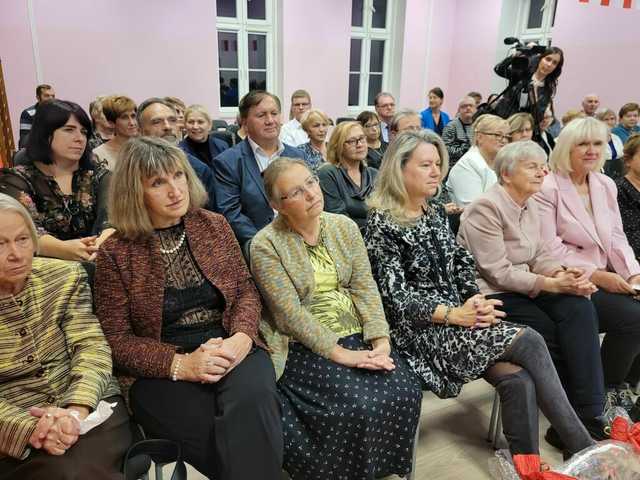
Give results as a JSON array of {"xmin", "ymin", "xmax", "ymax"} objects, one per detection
[{"xmin": 78, "ymin": 401, "xmax": 116, "ymax": 435}]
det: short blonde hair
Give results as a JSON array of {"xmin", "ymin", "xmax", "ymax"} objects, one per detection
[
  {"xmin": 0, "ymin": 193, "xmax": 38, "ymax": 252},
  {"xmin": 507, "ymin": 112, "xmax": 534, "ymax": 135},
  {"xmin": 367, "ymin": 130, "xmax": 449, "ymax": 224},
  {"xmin": 472, "ymin": 114, "xmax": 508, "ymax": 146},
  {"xmin": 549, "ymin": 117, "xmax": 608, "ymax": 174},
  {"xmin": 262, "ymin": 157, "xmax": 310, "ymax": 207},
  {"xmin": 300, "ymin": 109, "xmax": 330, "ymax": 133},
  {"xmin": 326, "ymin": 121, "xmax": 364, "ymax": 165},
  {"xmin": 184, "ymin": 104, "xmax": 212, "ymax": 125},
  {"xmin": 561, "ymin": 109, "xmax": 586, "ymax": 126},
  {"xmin": 109, "ymin": 137, "xmax": 208, "ymax": 239}
]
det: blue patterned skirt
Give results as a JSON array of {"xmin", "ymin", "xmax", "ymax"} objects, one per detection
[{"xmin": 278, "ymin": 333, "xmax": 423, "ymax": 480}]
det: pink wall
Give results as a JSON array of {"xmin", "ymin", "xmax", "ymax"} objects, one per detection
[
  {"xmin": 446, "ymin": 0, "xmax": 503, "ymax": 110},
  {"xmin": 280, "ymin": 0, "xmax": 351, "ymax": 123},
  {"xmin": 552, "ymin": 1, "xmax": 640, "ymax": 116},
  {"xmin": 397, "ymin": 0, "xmax": 431, "ymax": 111}
]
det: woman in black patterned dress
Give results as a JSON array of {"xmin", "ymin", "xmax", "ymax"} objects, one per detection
[{"xmin": 364, "ymin": 130, "xmax": 595, "ymax": 473}]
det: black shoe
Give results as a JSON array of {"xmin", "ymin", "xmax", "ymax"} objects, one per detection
[
  {"xmin": 544, "ymin": 426, "xmax": 565, "ymax": 451},
  {"xmin": 580, "ymin": 416, "xmax": 609, "ymax": 441},
  {"xmin": 630, "ymin": 397, "xmax": 640, "ymax": 423}
]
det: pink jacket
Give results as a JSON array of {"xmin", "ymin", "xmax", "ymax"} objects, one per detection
[
  {"xmin": 458, "ymin": 184, "xmax": 562, "ymax": 298},
  {"xmin": 533, "ymin": 172, "xmax": 640, "ymax": 280}
]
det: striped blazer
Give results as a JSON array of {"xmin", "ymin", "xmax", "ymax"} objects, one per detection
[
  {"xmin": 250, "ymin": 212, "xmax": 390, "ymax": 379},
  {"xmin": 0, "ymin": 258, "xmax": 119, "ymax": 460}
]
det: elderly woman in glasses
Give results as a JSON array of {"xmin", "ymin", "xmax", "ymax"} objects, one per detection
[
  {"xmin": 0, "ymin": 193, "xmax": 132, "ymax": 479},
  {"xmin": 446, "ymin": 114, "xmax": 510, "ymax": 208},
  {"xmin": 457, "ymin": 141, "xmax": 607, "ymax": 449},
  {"xmin": 534, "ymin": 117, "xmax": 640, "ymax": 417},
  {"xmin": 250, "ymin": 157, "xmax": 422, "ymax": 480},
  {"xmin": 317, "ymin": 121, "xmax": 378, "ymax": 232},
  {"xmin": 364, "ymin": 130, "xmax": 595, "ymax": 474},
  {"xmin": 94, "ymin": 137, "xmax": 282, "ymax": 480},
  {"xmin": 357, "ymin": 111, "xmax": 388, "ymax": 170}
]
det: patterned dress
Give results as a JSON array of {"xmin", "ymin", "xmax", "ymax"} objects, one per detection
[
  {"xmin": 0, "ymin": 161, "xmax": 110, "ymax": 239},
  {"xmin": 364, "ymin": 203, "xmax": 522, "ymax": 398}
]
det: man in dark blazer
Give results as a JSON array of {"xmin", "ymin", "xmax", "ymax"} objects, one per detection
[{"xmin": 213, "ymin": 91, "xmax": 305, "ymax": 254}]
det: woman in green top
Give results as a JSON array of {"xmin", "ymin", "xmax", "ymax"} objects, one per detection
[{"xmin": 250, "ymin": 157, "xmax": 422, "ymax": 480}]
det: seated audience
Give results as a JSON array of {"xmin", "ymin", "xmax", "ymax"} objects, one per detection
[
  {"xmin": 356, "ymin": 110, "xmax": 387, "ymax": 169},
  {"xmin": 374, "ymin": 92, "xmax": 396, "ymax": 142},
  {"xmin": 95, "ymin": 137, "xmax": 283, "ymax": 480},
  {"xmin": 138, "ymin": 97, "xmax": 217, "ymax": 211},
  {"xmin": 534, "ymin": 117, "xmax": 640, "ymax": 415},
  {"xmin": 458, "ymin": 141, "xmax": 608, "ymax": 449},
  {"xmin": 87, "ymin": 96, "xmax": 114, "ymax": 150},
  {"xmin": 18, "ymin": 84, "xmax": 55, "ymax": 149},
  {"xmin": 0, "ymin": 99, "xmax": 113, "ymax": 262},
  {"xmin": 538, "ymin": 106, "xmax": 556, "ymax": 155},
  {"xmin": 446, "ymin": 114, "xmax": 509, "ymax": 207},
  {"xmin": 179, "ymin": 104, "xmax": 229, "ymax": 168},
  {"xmin": 317, "ymin": 121, "xmax": 377, "ymax": 232},
  {"xmin": 227, "ymin": 114, "xmax": 247, "ymax": 146},
  {"xmin": 364, "ymin": 130, "xmax": 594, "ymax": 472},
  {"xmin": 507, "ymin": 112, "xmax": 535, "ymax": 142},
  {"xmin": 298, "ymin": 108, "xmax": 329, "ymax": 171},
  {"xmin": 467, "ymin": 91, "xmax": 482, "ymax": 106},
  {"xmin": 612, "ymin": 103, "xmax": 640, "ymax": 144},
  {"xmin": 442, "ymin": 96, "xmax": 476, "ymax": 169},
  {"xmin": 597, "ymin": 108, "xmax": 625, "ymax": 179},
  {"xmin": 617, "ymin": 134, "xmax": 640, "ymax": 259},
  {"xmin": 250, "ymin": 158, "xmax": 422, "ymax": 480},
  {"xmin": 279, "ymin": 89, "xmax": 311, "ymax": 146},
  {"xmin": 388, "ymin": 109, "xmax": 422, "ymax": 143},
  {"xmin": 581, "ymin": 94, "xmax": 600, "ymax": 117},
  {"xmin": 420, "ymin": 87, "xmax": 450, "ymax": 135},
  {"xmin": 0, "ymin": 193, "xmax": 132, "ymax": 478},
  {"xmin": 92, "ymin": 95, "xmax": 139, "ymax": 170},
  {"xmin": 561, "ymin": 109, "xmax": 586, "ymax": 127},
  {"xmin": 164, "ymin": 96, "xmax": 187, "ymax": 139},
  {"xmin": 213, "ymin": 90, "xmax": 305, "ymax": 253}
]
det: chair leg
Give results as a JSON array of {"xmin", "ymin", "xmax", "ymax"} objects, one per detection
[
  {"xmin": 492, "ymin": 402, "xmax": 502, "ymax": 449},
  {"xmin": 155, "ymin": 462, "xmax": 165, "ymax": 480},
  {"xmin": 487, "ymin": 390, "xmax": 500, "ymax": 443}
]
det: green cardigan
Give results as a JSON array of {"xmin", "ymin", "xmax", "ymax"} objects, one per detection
[{"xmin": 250, "ymin": 212, "xmax": 390, "ymax": 379}]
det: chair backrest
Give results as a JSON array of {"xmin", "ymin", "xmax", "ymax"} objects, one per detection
[
  {"xmin": 123, "ymin": 438, "xmax": 187, "ymax": 480},
  {"xmin": 211, "ymin": 130, "xmax": 234, "ymax": 147},
  {"xmin": 12, "ymin": 148, "xmax": 29, "ymax": 166},
  {"xmin": 336, "ymin": 117, "xmax": 354, "ymax": 125},
  {"xmin": 211, "ymin": 119, "xmax": 229, "ymax": 131}
]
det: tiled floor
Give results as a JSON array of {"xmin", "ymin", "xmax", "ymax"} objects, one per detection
[{"xmin": 149, "ymin": 380, "xmax": 563, "ymax": 479}]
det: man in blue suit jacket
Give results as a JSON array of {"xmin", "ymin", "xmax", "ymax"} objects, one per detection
[
  {"xmin": 138, "ymin": 98, "xmax": 218, "ymax": 211},
  {"xmin": 213, "ymin": 91, "xmax": 305, "ymax": 253}
]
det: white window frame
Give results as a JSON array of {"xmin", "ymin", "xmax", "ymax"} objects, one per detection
[
  {"xmin": 216, "ymin": 0, "xmax": 277, "ymax": 115},
  {"xmin": 348, "ymin": 0, "xmax": 395, "ymax": 113},
  {"xmin": 516, "ymin": 0, "xmax": 557, "ymax": 47}
]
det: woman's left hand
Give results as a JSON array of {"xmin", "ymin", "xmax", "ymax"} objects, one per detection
[
  {"xmin": 355, "ymin": 338, "xmax": 394, "ymax": 371},
  {"xmin": 201, "ymin": 332, "xmax": 253, "ymax": 380}
]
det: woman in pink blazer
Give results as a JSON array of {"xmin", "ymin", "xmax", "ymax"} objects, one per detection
[{"xmin": 535, "ymin": 117, "xmax": 640, "ymax": 420}]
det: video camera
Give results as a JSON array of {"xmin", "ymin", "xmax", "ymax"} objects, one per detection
[{"xmin": 501, "ymin": 37, "xmax": 547, "ymax": 83}]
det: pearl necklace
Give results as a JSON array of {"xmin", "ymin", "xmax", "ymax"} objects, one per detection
[{"xmin": 159, "ymin": 230, "xmax": 186, "ymax": 255}]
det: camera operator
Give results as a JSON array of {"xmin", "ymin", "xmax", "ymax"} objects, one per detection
[{"xmin": 491, "ymin": 41, "xmax": 564, "ymax": 140}]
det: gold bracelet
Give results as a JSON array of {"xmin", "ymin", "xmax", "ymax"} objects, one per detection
[{"xmin": 443, "ymin": 306, "xmax": 452, "ymax": 326}]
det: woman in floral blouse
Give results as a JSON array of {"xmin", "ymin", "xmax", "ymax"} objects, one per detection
[
  {"xmin": 364, "ymin": 130, "xmax": 595, "ymax": 474},
  {"xmin": 0, "ymin": 100, "xmax": 112, "ymax": 263}
]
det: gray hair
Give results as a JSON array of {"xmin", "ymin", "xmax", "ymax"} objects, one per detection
[
  {"xmin": 0, "ymin": 193, "xmax": 38, "ymax": 250},
  {"xmin": 389, "ymin": 109, "xmax": 420, "ymax": 133},
  {"xmin": 458, "ymin": 96, "xmax": 476, "ymax": 108},
  {"xmin": 494, "ymin": 141, "xmax": 547, "ymax": 184},
  {"xmin": 374, "ymin": 91, "xmax": 395, "ymax": 107},
  {"xmin": 136, "ymin": 97, "xmax": 177, "ymax": 127}
]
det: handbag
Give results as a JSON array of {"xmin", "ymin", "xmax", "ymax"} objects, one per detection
[{"xmin": 123, "ymin": 438, "xmax": 188, "ymax": 480}]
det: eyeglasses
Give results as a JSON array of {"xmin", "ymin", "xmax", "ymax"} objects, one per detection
[
  {"xmin": 344, "ymin": 136, "xmax": 367, "ymax": 146},
  {"xmin": 280, "ymin": 175, "xmax": 320, "ymax": 201},
  {"xmin": 479, "ymin": 131, "xmax": 511, "ymax": 142},
  {"xmin": 364, "ymin": 123, "xmax": 380, "ymax": 129}
]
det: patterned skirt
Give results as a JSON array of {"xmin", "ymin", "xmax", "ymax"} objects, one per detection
[{"xmin": 278, "ymin": 334, "xmax": 423, "ymax": 480}]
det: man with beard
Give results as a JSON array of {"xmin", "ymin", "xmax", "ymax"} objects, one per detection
[{"xmin": 137, "ymin": 97, "xmax": 217, "ymax": 211}]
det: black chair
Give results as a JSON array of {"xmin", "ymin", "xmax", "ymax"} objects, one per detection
[
  {"xmin": 336, "ymin": 117, "xmax": 355, "ymax": 125},
  {"xmin": 211, "ymin": 119, "xmax": 229, "ymax": 131},
  {"xmin": 11, "ymin": 148, "xmax": 29, "ymax": 166},
  {"xmin": 211, "ymin": 130, "xmax": 234, "ymax": 147},
  {"xmin": 123, "ymin": 436, "xmax": 187, "ymax": 480}
]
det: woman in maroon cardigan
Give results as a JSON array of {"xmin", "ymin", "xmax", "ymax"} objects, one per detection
[{"xmin": 94, "ymin": 137, "xmax": 282, "ymax": 480}]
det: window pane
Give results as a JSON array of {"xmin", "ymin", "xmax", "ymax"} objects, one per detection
[
  {"xmin": 249, "ymin": 71, "xmax": 267, "ymax": 91},
  {"xmin": 368, "ymin": 74, "xmax": 383, "ymax": 105},
  {"xmin": 218, "ymin": 31, "xmax": 238, "ymax": 69},
  {"xmin": 220, "ymin": 70, "xmax": 239, "ymax": 107},
  {"xmin": 348, "ymin": 73, "xmax": 360, "ymax": 106},
  {"xmin": 349, "ymin": 38, "xmax": 362, "ymax": 71},
  {"xmin": 247, "ymin": 0, "xmax": 266, "ymax": 20},
  {"xmin": 369, "ymin": 39, "xmax": 385, "ymax": 72},
  {"xmin": 351, "ymin": 0, "xmax": 364, "ymax": 27},
  {"xmin": 372, "ymin": 0, "xmax": 387, "ymax": 28},
  {"xmin": 527, "ymin": 0, "xmax": 544, "ymax": 29},
  {"xmin": 248, "ymin": 33, "xmax": 266, "ymax": 69},
  {"xmin": 216, "ymin": 0, "xmax": 236, "ymax": 18}
]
